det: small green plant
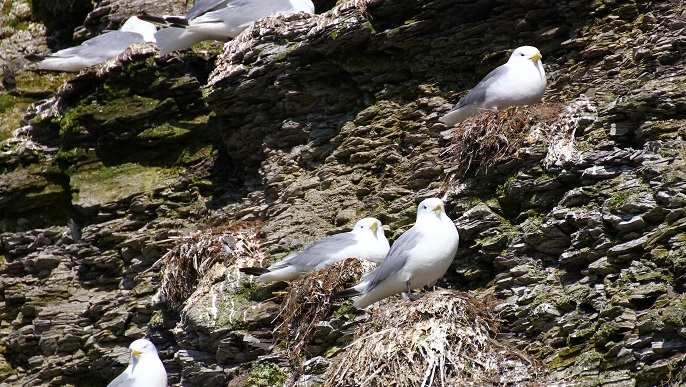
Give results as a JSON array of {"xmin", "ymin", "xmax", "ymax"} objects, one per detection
[{"xmin": 245, "ymin": 363, "xmax": 288, "ymax": 387}]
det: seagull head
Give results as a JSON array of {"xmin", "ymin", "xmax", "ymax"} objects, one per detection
[
  {"xmin": 129, "ymin": 339, "xmax": 159, "ymax": 365},
  {"xmin": 416, "ymin": 198, "xmax": 445, "ymax": 221},
  {"xmin": 353, "ymin": 217, "xmax": 386, "ymax": 239},
  {"xmin": 509, "ymin": 46, "xmax": 543, "ymax": 63}
]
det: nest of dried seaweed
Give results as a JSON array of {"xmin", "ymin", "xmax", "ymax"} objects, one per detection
[
  {"xmin": 323, "ymin": 290, "xmax": 549, "ymax": 386},
  {"xmin": 445, "ymin": 103, "xmax": 567, "ymax": 178},
  {"xmin": 154, "ymin": 222, "xmax": 266, "ymax": 312},
  {"xmin": 274, "ymin": 259, "xmax": 376, "ymax": 367}
]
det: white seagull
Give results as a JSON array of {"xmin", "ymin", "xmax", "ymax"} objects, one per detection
[
  {"xmin": 107, "ymin": 338, "xmax": 167, "ymax": 387},
  {"xmin": 26, "ymin": 17, "xmax": 156, "ymax": 72},
  {"xmin": 141, "ymin": 0, "xmax": 315, "ymax": 56},
  {"xmin": 240, "ymin": 217, "xmax": 390, "ymax": 283},
  {"xmin": 439, "ymin": 45, "xmax": 547, "ymax": 126},
  {"xmin": 332, "ymin": 198, "xmax": 460, "ymax": 309}
]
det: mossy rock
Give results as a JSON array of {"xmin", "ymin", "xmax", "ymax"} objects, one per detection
[{"xmin": 69, "ymin": 163, "xmax": 180, "ymax": 214}]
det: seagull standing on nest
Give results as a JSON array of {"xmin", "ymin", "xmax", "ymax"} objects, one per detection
[
  {"xmin": 332, "ymin": 198, "xmax": 460, "ymax": 309},
  {"xmin": 240, "ymin": 217, "xmax": 390, "ymax": 283},
  {"xmin": 107, "ymin": 339, "xmax": 167, "ymax": 387},
  {"xmin": 140, "ymin": 0, "xmax": 315, "ymax": 56},
  {"xmin": 439, "ymin": 45, "xmax": 547, "ymax": 126}
]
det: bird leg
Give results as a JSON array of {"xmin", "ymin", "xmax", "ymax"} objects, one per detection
[{"xmin": 406, "ymin": 280, "xmax": 425, "ymax": 301}]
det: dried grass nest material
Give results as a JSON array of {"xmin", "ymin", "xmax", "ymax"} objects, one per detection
[
  {"xmin": 154, "ymin": 222, "xmax": 266, "ymax": 311},
  {"xmin": 445, "ymin": 102, "xmax": 567, "ymax": 178},
  {"xmin": 324, "ymin": 290, "xmax": 549, "ymax": 387},
  {"xmin": 275, "ymin": 259, "xmax": 374, "ymax": 364}
]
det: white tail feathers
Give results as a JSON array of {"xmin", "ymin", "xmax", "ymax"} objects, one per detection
[
  {"xmin": 120, "ymin": 16, "xmax": 157, "ymax": 43},
  {"xmin": 155, "ymin": 27, "xmax": 210, "ymax": 56}
]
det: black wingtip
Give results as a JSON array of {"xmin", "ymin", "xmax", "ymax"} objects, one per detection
[
  {"xmin": 25, "ymin": 54, "xmax": 47, "ymax": 62},
  {"xmin": 165, "ymin": 16, "xmax": 189, "ymax": 27},
  {"xmin": 331, "ymin": 287, "xmax": 361, "ymax": 300},
  {"xmin": 137, "ymin": 15, "xmax": 171, "ymax": 26},
  {"xmin": 239, "ymin": 267, "xmax": 270, "ymax": 276}
]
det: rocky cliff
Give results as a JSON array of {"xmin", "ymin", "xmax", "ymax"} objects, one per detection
[{"xmin": 1, "ymin": 0, "xmax": 685, "ymax": 385}]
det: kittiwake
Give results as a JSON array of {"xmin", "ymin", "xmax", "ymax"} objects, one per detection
[
  {"xmin": 26, "ymin": 17, "xmax": 157, "ymax": 72},
  {"xmin": 239, "ymin": 217, "xmax": 390, "ymax": 283},
  {"xmin": 107, "ymin": 338, "xmax": 167, "ymax": 387},
  {"xmin": 439, "ymin": 46, "xmax": 547, "ymax": 126},
  {"xmin": 141, "ymin": 0, "xmax": 315, "ymax": 56},
  {"xmin": 332, "ymin": 198, "xmax": 459, "ymax": 309}
]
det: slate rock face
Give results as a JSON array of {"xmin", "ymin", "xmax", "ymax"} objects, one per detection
[{"xmin": 1, "ymin": 0, "xmax": 686, "ymax": 385}]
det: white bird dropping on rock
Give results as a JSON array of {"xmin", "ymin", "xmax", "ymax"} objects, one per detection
[
  {"xmin": 107, "ymin": 338, "xmax": 167, "ymax": 387},
  {"xmin": 142, "ymin": 0, "xmax": 315, "ymax": 56},
  {"xmin": 26, "ymin": 17, "xmax": 157, "ymax": 72},
  {"xmin": 439, "ymin": 45, "xmax": 547, "ymax": 126},
  {"xmin": 239, "ymin": 217, "xmax": 390, "ymax": 283},
  {"xmin": 332, "ymin": 198, "xmax": 460, "ymax": 309}
]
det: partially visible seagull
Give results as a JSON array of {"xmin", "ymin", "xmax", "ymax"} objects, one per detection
[
  {"xmin": 240, "ymin": 217, "xmax": 390, "ymax": 283},
  {"xmin": 332, "ymin": 198, "xmax": 460, "ymax": 309},
  {"xmin": 107, "ymin": 338, "xmax": 167, "ymax": 387},
  {"xmin": 140, "ymin": 0, "xmax": 315, "ymax": 56},
  {"xmin": 439, "ymin": 46, "xmax": 547, "ymax": 126},
  {"xmin": 26, "ymin": 17, "xmax": 156, "ymax": 72}
]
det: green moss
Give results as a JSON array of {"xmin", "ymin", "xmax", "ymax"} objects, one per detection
[
  {"xmin": 547, "ymin": 352, "xmax": 579, "ymax": 370},
  {"xmin": 273, "ymin": 43, "xmax": 300, "ymax": 63},
  {"xmin": 607, "ymin": 191, "xmax": 629, "ymax": 212},
  {"xmin": 149, "ymin": 310, "xmax": 164, "ymax": 328},
  {"xmin": 238, "ymin": 281, "xmax": 261, "ymax": 301},
  {"xmin": 331, "ymin": 302, "xmax": 355, "ymax": 318},
  {"xmin": 245, "ymin": 363, "xmax": 289, "ymax": 387},
  {"xmin": 0, "ymin": 94, "xmax": 34, "ymax": 141},
  {"xmin": 138, "ymin": 124, "xmax": 191, "ymax": 141},
  {"xmin": 593, "ymin": 322, "xmax": 616, "ymax": 341},
  {"xmin": 13, "ymin": 71, "xmax": 71, "ymax": 98},
  {"xmin": 496, "ymin": 174, "xmax": 518, "ymax": 196},
  {"xmin": 70, "ymin": 163, "xmax": 178, "ymax": 208},
  {"xmin": 0, "ymin": 361, "xmax": 18, "ymax": 378},
  {"xmin": 213, "ymin": 291, "xmax": 253, "ymax": 330},
  {"xmin": 557, "ymin": 344, "xmax": 587, "ymax": 359}
]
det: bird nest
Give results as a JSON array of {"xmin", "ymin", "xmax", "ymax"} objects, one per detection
[
  {"xmin": 323, "ymin": 290, "xmax": 549, "ymax": 386},
  {"xmin": 445, "ymin": 103, "xmax": 567, "ymax": 178},
  {"xmin": 274, "ymin": 259, "xmax": 376, "ymax": 368},
  {"xmin": 153, "ymin": 221, "xmax": 266, "ymax": 312}
]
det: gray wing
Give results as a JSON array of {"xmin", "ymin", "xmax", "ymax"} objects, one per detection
[
  {"xmin": 197, "ymin": 0, "xmax": 295, "ymax": 24},
  {"xmin": 54, "ymin": 31, "xmax": 145, "ymax": 60},
  {"xmin": 186, "ymin": 0, "xmax": 233, "ymax": 19},
  {"xmin": 365, "ymin": 226, "xmax": 423, "ymax": 291},
  {"xmin": 453, "ymin": 64, "xmax": 509, "ymax": 109},
  {"xmin": 106, "ymin": 368, "xmax": 132, "ymax": 387},
  {"xmin": 276, "ymin": 232, "xmax": 359, "ymax": 270}
]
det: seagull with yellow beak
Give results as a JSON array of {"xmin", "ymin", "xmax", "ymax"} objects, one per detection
[
  {"xmin": 240, "ymin": 217, "xmax": 390, "ymax": 283},
  {"xmin": 107, "ymin": 338, "xmax": 167, "ymax": 387},
  {"xmin": 332, "ymin": 198, "xmax": 459, "ymax": 309},
  {"xmin": 439, "ymin": 45, "xmax": 547, "ymax": 126}
]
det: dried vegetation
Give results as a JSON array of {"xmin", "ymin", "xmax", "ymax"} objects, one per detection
[
  {"xmin": 153, "ymin": 222, "xmax": 266, "ymax": 312},
  {"xmin": 274, "ymin": 259, "xmax": 375, "ymax": 367},
  {"xmin": 324, "ymin": 290, "xmax": 549, "ymax": 386},
  {"xmin": 444, "ymin": 102, "xmax": 570, "ymax": 179}
]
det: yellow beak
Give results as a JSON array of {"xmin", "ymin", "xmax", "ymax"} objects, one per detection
[
  {"xmin": 433, "ymin": 205, "xmax": 442, "ymax": 213},
  {"xmin": 370, "ymin": 222, "xmax": 378, "ymax": 232},
  {"xmin": 530, "ymin": 52, "xmax": 542, "ymax": 61},
  {"xmin": 132, "ymin": 349, "xmax": 142, "ymax": 357}
]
